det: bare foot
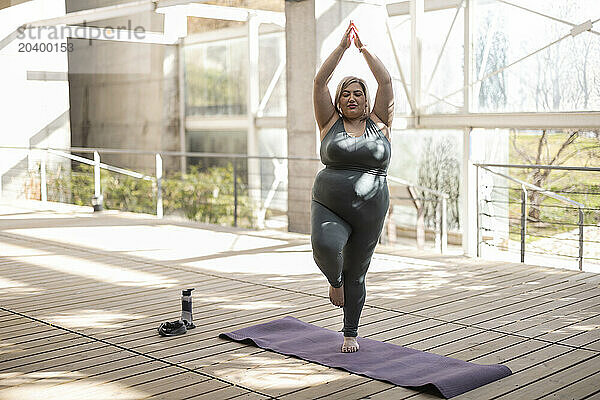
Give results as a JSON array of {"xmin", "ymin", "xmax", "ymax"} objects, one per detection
[
  {"xmin": 341, "ymin": 337, "xmax": 359, "ymax": 353},
  {"xmin": 329, "ymin": 284, "xmax": 344, "ymax": 307}
]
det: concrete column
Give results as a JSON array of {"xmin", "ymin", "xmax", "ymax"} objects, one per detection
[{"xmin": 285, "ymin": 0, "xmax": 318, "ymax": 234}]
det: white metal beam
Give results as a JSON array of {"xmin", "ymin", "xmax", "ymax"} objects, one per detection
[
  {"xmin": 155, "ymin": 3, "xmax": 285, "ymax": 26},
  {"xmin": 399, "ymin": 112, "xmax": 600, "ymax": 129},
  {"xmin": 257, "ymin": 58, "xmax": 285, "ymax": 118},
  {"xmin": 411, "ymin": 0, "xmax": 424, "ymax": 114},
  {"xmin": 463, "ymin": 0, "xmax": 472, "ymax": 113},
  {"xmin": 385, "ymin": 17, "xmax": 415, "ymax": 114},
  {"xmin": 26, "ymin": 0, "xmax": 157, "ymax": 28},
  {"xmin": 387, "ymin": 0, "xmax": 462, "ymax": 16},
  {"xmin": 186, "ymin": 116, "xmax": 247, "ymax": 131},
  {"xmin": 424, "ymin": 0, "xmax": 463, "ymax": 101},
  {"xmin": 497, "ymin": 0, "xmax": 599, "ymax": 36},
  {"xmin": 66, "ymin": 26, "xmax": 179, "ymax": 44},
  {"xmin": 473, "ymin": 10, "xmax": 497, "ymax": 102},
  {"xmin": 185, "ymin": 116, "xmax": 285, "ymax": 131},
  {"xmin": 183, "ymin": 23, "xmax": 283, "ymax": 45}
]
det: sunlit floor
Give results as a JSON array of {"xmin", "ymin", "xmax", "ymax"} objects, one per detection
[{"xmin": 0, "ymin": 199, "xmax": 599, "ymax": 400}]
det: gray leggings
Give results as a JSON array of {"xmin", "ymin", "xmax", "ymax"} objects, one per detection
[{"xmin": 311, "ymin": 169, "xmax": 389, "ymax": 337}]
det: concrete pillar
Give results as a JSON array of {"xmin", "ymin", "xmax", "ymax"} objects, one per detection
[{"xmin": 285, "ymin": 0, "xmax": 318, "ymax": 234}]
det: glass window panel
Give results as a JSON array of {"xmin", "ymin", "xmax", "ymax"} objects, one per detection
[
  {"xmin": 422, "ymin": 7, "xmax": 465, "ymax": 114},
  {"xmin": 474, "ymin": 0, "xmax": 600, "ymax": 112},
  {"xmin": 388, "ymin": 15, "xmax": 412, "ymax": 115},
  {"xmin": 259, "ymin": 32, "xmax": 286, "ymax": 116},
  {"xmin": 185, "ymin": 38, "xmax": 248, "ymax": 116},
  {"xmin": 258, "ymin": 128, "xmax": 287, "ymax": 211},
  {"xmin": 389, "ymin": 129, "xmax": 463, "ymax": 231},
  {"xmin": 186, "ymin": 129, "xmax": 246, "ymax": 169}
]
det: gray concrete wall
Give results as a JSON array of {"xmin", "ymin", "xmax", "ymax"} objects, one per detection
[{"xmin": 67, "ymin": 0, "xmax": 180, "ymax": 174}]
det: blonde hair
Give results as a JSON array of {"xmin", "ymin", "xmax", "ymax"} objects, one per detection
[{"xmin": 334, "ymin": 76, "xmax": 370, "ymax": 121}]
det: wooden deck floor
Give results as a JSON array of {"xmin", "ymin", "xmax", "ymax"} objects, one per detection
[{"xmin": 0, "ymin": 200, "xmax": 599, "ymax": 400}]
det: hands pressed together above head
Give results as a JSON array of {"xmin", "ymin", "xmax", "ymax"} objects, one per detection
[{"xmin": 339, "ymin": 20, "xmax": 365, "ymax": 52}]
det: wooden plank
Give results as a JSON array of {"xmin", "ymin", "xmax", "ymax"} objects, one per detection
[
  {"xmin": 414, "ymin": 278, "xmax": 589, "ymax": 318},
  {"xmin": 491, "ymin": 296, "xmax": 600, "ymax": 334},
  {"xmin": 435, "ymin": 283, "xmax": 592, "ymax": 326},
  {"xmin": 367, "ymin": 266, "xmax": 545, "ymax": 309},
  {"xmin": 312, "ymin": 380, "xmax": 394, "ymax": 400},
  {"xmin": 186, "ymin": 385, "xmax": 258, "ymax": 399},
  {"xmin": 0, "ymin": 336, "xmax": 93, "ymax": 362},
  {"xmin": 0, "ymin": 276, "xmax": 254, "ymax": 311},
  {"xmin": 453, "ymin": 347, "xmax": 596, "ymax": 399},
  {"xmin": 0, "ymin": 341, "xmax": 110, "ymax": 372},
  {"xmin": 1, "ymin": 284, "xmax": 287, "ymax": 338},
  {"xmin": 557, "ymin": 317, "xmax": 600, "ymax": 349},
  {"xmin": 133, "ymin": 374, "xmax": 234, "ymax": 399},
  {"xmin": 537, "ymin": 370, "xmax": 600, "ymax": 400},
  {"xmin": 493, "ymin": 353, "xmax": 600, "ymax": 400}
]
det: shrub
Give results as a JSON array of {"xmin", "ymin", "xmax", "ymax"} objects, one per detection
[{"xmin": 43, "ymin": 163, "xmax": 255, "ymax": 228}]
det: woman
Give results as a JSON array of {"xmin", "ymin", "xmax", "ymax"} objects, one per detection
[{"xmin": 311, "ymin": 22, "xmax": 393, "ymax": 353}]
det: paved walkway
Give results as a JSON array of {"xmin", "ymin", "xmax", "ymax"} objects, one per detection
[{"xmin": 0, "ymin": 200, "xmax": 599, "ymax": 399}]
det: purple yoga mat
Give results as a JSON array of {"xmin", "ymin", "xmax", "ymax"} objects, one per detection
[{"xmin": 219, "ymin": 316, "xmax": 511, "ymax": 399}]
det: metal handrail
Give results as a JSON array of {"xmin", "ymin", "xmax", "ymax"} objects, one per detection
[
  {"xmin": 18, "ymin": 148, "xmax": 160, "ymax": 214},
  {"xmin": 49, "ymin": 150, "xmax": 154, "ymax": 181},
  {"xmin": 474, "ymin": 163, "xmax": 586, "ymax": 270},
  {"xmin": 475, "ymin": 165, "xmax": 584, "ymax": 208},
  {"xmin": 2, "ymin": 146, "xmax": 450, "ymax": 253},
  {"xmin": 0, "ymin": 146, "xmax": 321, "ymax": 162},
  {"xmin": 473, "ymin": 163, "xmax": 600, "ymax": 173}
]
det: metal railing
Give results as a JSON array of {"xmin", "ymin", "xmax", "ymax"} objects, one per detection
[
  {"xmin": 474, "ymin": 163, "xmax": 592, "ymax": 271},
  {"xmin": 1, "ymin": 146, "xmax": 449, "ymax": 252}
]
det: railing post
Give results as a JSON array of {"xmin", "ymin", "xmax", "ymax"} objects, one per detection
[
  {"xmin": 92, "ymin": 151, "xmax": 103, "ymax": 211},
  {"xmin": 441, "ymin": 196, "xmax": 447, "ymax": 254},
  {"xmin": 476, "ymin": 165, "xmax": 480, "ymax": 257},
  {"xmin": 520, "ymin": 185, "xmax": 527, "ymax": 263},
  {"xmin": 40, "ymin": 150, "xmax": 47, "ymax": 202},
  {"xmin": 578, "ymin": 208, "xmax": 584, "ymax": 271},
  {"xmin": 233, "ymin": 159, "xmax": 238, "ymax": 227},
  {"xmin": 156, "ymin": 153, "xmax": 163, "ymax": 219}
]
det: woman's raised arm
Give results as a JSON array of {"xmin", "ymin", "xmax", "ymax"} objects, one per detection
[
  {"xmin": 354, "ymin": 34, "xmax": 394, "ymax": 128},
  {"xmin": 313, "ymin": 24, "xmax": 353, "ymax": 131}
]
